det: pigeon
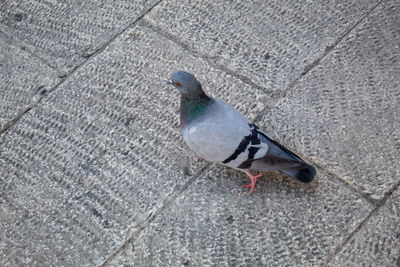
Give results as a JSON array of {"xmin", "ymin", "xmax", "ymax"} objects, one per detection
[{"xmin": 168, "ymin": 70, "xmax": 316, "ymax": 194}]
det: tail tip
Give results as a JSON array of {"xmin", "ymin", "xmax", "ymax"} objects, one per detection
[{"xmin": 295, "ymin": 164, "xmax": 316, "ymax": 183}]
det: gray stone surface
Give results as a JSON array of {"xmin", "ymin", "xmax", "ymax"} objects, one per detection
[
  {"xmin": 0, "ymin": 25, "xmax": 271, "ymax": 266},
  {"xmin": 261, "ymin": 2, "xmax": 400, "ymax": 201},
  {"xmin": 0, "ymin": 0, "xmax": 399, "ymax": 266},
  {"xmin": 107, "ymin": 167, "xmax": 372, "ymax": 266},
  {"xmin": 146, "ymin": 0, "xmax": 378, "ymax": 90},
  {"xmin": 0, "ymin": 34, "xmax": 58, "ymax": 131},
  {"xmin": 0, "ymin": 0, "xmax": 158, "ymax": 74},
  {"xmin": 328, "ymin": 187, "xmax": 400, "ymax": 266}
]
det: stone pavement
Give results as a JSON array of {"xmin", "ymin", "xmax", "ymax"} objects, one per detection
[{"xmin": 0, "ymin": 0, "xmax": 399, "ymax": 266}]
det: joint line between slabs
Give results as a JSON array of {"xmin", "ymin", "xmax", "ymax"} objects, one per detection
[
  {"xmin": 98, "ymin": 162, "xmax": 210, "ymax": 266},
  {"xmin": 140, "ymin": 20, "xmax": 276, "ymax": 97},
  {"xmin": 325, "ymin": 179, "xmax": 400, "ymax": 265},
  {"xmin": 0, "ymin": 1, "xmax": 162, "ymax": 137},
  {"xmin": 142, "ymin": 0, "xmax": 384, "ymax": 104},
  {"xmin": 315, "ymin": 162, "xmax": 379, "ymax": 207},
  {"xmin": 300, "ymin": 0, "xmax": 384, "ymax": 78}
]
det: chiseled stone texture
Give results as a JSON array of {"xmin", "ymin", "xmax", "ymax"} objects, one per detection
[
  {"xmin": 146, "ymin": 0, "xmax": 378, "ymax": 90},
  {"xmin": 0, "ymin": 0, "xmax": 158, "ymax": 74},
  {"xmin": 0, "ymin": 25, "xmax": 270, "ymax": 266},
  {"xmin": 1, "ymin": 0, "xmax": 398, "ymax": 266},
  {"xmin": 260, "ymin": 2, "xmax": 400, "ymax": 201},
  {"xmin": 107, "ymin": 167, "xmax": 372, "ymax": 266},
  {"xmin": 329, "ymin": 187, "xmax": 400, "ymax": 266},
  {"xmin": 0, "ymin": 35, "xmax": 58, "ymax": 131}
]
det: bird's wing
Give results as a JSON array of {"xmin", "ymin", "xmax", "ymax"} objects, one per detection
[
  {"xmin": 237, "ymin": 127, "xmax": 316, "ymax": 183},
  {"xmin": 238, "ymin": 127, "xmax": 306, "ymax": 170},
  {"xmin": 182, "ymin": 98, "xmax": 269, "ymax": 166}
]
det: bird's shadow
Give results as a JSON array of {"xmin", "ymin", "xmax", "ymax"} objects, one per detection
[{"xmin": 210, "ymin": 164, "xmax": 320, "ymax": 197}]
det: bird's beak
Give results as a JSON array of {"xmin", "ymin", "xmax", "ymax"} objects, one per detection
[{"xmin": 167, "ymin": 80, "xmax": 173, "ymax": 85}]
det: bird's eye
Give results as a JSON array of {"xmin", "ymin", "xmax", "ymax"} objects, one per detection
[{"xmin": 176, "ymin": 82, "xmax": 181, "ymax": 86}]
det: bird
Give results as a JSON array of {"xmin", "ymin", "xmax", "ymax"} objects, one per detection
[{"xmin": 168, "ymin": 70, "xmax": 316, "ymax": 194}]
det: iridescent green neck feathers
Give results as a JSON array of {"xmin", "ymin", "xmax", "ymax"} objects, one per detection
[{"xmin": 180, "ymin": 91, "xmax": 213, "ymax": 127}]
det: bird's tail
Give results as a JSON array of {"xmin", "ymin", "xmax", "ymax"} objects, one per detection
[
  {"xmin": 279, "ymin": 163, "xmax": 316, "ymax": 183},
  {"xmin": 255, "ymin": 130, "xmax": 317, "ymax": 183}
]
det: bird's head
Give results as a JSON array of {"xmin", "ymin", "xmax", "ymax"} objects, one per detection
[{"xmin": 168, "ymin": 71, "xmax": 203, "ymax": 95}]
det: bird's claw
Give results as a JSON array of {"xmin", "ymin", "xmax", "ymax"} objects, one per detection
[{"xmin": 243, "ymin": 173, "xmax": 262, "ymax": 194}]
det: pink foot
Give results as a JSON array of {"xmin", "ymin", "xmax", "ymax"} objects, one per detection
[
  {"xmin": 199, "ymin": 157, "xmax": 204, "ymax": 162},
  {"xmin": 242, "ymin": 172, "xmax": 262, "ymax": 194}
]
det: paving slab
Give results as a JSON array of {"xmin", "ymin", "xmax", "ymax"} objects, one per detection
[
  {"xmin": 0, "ymin": 25, "xmax": 274, "ymax": 266},
  {"xmin": 0, "ymin": 34, "xmax": 58, "ymax": 131},
  {"xmin": 259, "ymin": 1, "xmax": 400, "ymax": 201},
  {"xmin": 0, "ymin": 0, "xmax": 158, "ymax": 74},
  {"xmin": 1, "ymin": 0, "xmax": 398, "ymax": 266},
  {"xmin": 328, "ymin": 186, "xmax": 400, "ymax": 266},
  {"xmin": 107, "ymin": 166, "xmax": 372, "ymax": 266},
  {"xmin": 146, "ymin": 0, "xmax": 378, "ymax": 90}
]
